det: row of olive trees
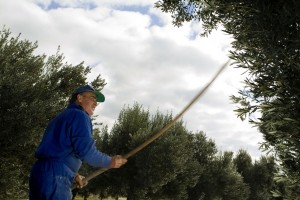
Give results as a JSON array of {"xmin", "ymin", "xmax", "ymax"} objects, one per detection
[
  {"xmin": 75, "ymin": 103, "xmax": 284, "ymax": 200},
  {"xmin": 155, "ymin": 0, "xmax": 300, "ymax": 198}
]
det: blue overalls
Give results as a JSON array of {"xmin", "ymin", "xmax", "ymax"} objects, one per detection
[{"xmin": 29, "ymin": 104, "xmax": 112, "ymax": 200}]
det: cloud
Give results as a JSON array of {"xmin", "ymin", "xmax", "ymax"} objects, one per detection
[{"xmin": 0, "ymin": 0, "xmax": 264, "ymax": 159}]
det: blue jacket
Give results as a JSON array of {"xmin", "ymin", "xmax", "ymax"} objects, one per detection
[{"xmin": 35, "ymin": 103, "xmax": 112, "ymax": 173}]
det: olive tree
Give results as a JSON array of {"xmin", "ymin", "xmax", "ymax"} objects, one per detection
[
  {"xmin": 155, "ymin": 0, "xmax": 300, "ymax": 196},
  {"xmin": 0, "ymin": 28, "xmax": 106, "ymax": 199}
]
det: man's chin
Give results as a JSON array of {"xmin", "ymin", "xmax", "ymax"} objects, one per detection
[{"xmin": 87, "ymin": 110, "xmax": 94, "ymax": 116}]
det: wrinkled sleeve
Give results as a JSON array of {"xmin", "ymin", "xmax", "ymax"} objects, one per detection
[{"xmin": 69, "ymin": 110, "xmax": 112, "ymax": 168}]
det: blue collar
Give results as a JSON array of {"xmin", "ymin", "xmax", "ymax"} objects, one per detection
[{"xmin": 67, "ymin": 103, "xmax": 90, "ymax": 116}]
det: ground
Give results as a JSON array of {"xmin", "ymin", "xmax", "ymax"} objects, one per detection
[{"xmin": 74, "ymin": 195, "xmax": 126, "ymax": 200}]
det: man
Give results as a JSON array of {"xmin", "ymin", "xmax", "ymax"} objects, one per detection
[{"xmin": 29, "ymin": 85, "xmax": 127, "ymax": 200}]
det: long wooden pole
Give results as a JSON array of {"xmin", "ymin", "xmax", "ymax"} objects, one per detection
[{"xmin": 74, "ymin": 60, "xmax": 231, "ymax": 189}]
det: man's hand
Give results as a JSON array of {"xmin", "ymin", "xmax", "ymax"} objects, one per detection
[
  {"xmin": 75, "ymin": 173, "xmax": 88, "ymax": 188},
  {"xmin": 109, "ymin": 155, "xmax": 127, "ymax": 168}
]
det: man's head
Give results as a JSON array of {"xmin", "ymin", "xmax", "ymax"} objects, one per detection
[{"xmin": 70, "ymin": 85, "xmax": 105, "ymax": 116}]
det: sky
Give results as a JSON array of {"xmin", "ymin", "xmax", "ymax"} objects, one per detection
[{"xmin": 0, "ymin": 0, "xmax": 265, "ymax": 159}]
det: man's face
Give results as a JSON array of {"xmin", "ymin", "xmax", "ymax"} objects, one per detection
[{"xmin": 77, "ymin": 91, "xmax": 98, "ymax": 116}]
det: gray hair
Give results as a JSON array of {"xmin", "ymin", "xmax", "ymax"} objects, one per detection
[{"xmin": 69, "ymin": 93, "xmax": 79, "ymax": 104}]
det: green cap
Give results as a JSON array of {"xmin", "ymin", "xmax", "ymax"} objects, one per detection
[{"xmin": 74, "ymin": 85, "xmax": 105, "ymax": 102}]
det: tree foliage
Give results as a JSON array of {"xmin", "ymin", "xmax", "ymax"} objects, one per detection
[
  {"xmin": 0, "ymin": 28, "xmax": 106, "ymax": 199},
  {"xmin": 234, "ymin": 150, "xmax": 279, "ymax": 200},
  {"xmin": 97, "ymin": 103, "xmax": 202, "ymax": 200},
  {"xmin": 192, "ymin": 151, "xmax": 249, "ymax": 200},
  {"xmin": 155, "ymin": 0, "xmax": 300, "ymax": 196}
]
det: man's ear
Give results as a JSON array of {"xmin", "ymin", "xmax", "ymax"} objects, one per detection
[{"xmin": 77, "ymin": 94, "xmax": 83, "ymax": 103}]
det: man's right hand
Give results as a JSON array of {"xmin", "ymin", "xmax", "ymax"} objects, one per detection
[{"xmin": 75, "ymin": 173, "xmax": 88, "ymax": 188}]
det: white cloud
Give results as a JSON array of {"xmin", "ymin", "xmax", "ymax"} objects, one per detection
[
  {"xmin": 31, "ymin": 0, "xmax": 156, "ymax": 10},
  {"xmin": 0, "ymin": 0, "xmax": 264, "ymax": 159}
]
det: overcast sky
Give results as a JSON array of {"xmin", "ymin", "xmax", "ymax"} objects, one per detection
[{"xmin": 0, "ymin": 0, "xmax": 265, "ymax": 159}]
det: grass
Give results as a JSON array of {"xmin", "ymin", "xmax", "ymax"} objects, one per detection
[{"xmin": 74, "ymin": 195, "xmax": 126, "ymax": 200}]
